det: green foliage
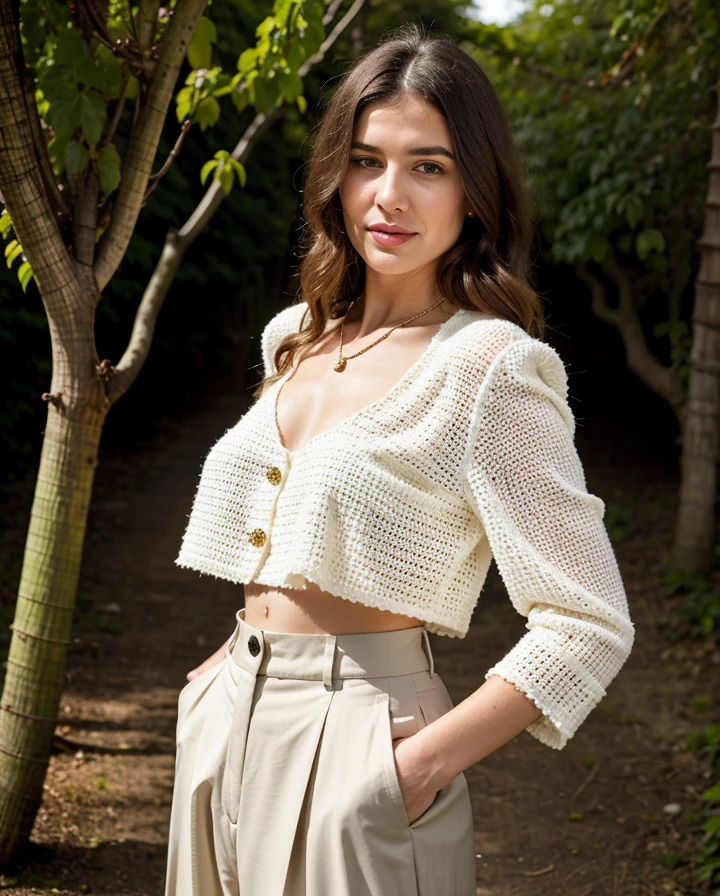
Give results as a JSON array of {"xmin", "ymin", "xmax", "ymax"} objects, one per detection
[
  {"xmin": 687, "ymin": 724, "xmax": 720, "ymax": 884},
  {"xmin": 653, "ymin": 319, "xmax": 691, "ymax": 382},
  {"xmin": 177, "ymin": 0, "xmax": 326, "ymax": 140},
  {"xmin": 200, "ymin": 150, "xmax": 247, "ymax": 194},
  {"xmin": 603, "ymin": 501, "xmax": 630, "ymax": 542},
  {"xmin": 660, "ymin": 568, "xmax": 720, "ymax": 639},
  {"xmin": 472, "ymin": 0, "xmax": 718, "ymax": 345},
  {"xmin": 0, "ymin": 210, "xmax": 36, "ymax": 294}
]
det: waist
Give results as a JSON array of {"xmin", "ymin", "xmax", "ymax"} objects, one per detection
[
  {"xmin": 243, "ymin": 580, "xmax": 426, "ymax": 634},
  {"xmin": 226, "ymin": 607, "xmax": 435, "ymax": 681}
]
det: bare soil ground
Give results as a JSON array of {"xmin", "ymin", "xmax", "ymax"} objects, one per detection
[{"xmin": 0, "ymin": 385, "xmax": 717, "ymax": 896}]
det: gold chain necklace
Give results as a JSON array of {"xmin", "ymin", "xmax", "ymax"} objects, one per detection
[{"xmin": 334, "ymin": 297, "xmax": 447, "ymax": 372}]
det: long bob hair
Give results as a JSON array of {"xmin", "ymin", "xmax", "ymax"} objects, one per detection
[{"xmin": 256, "ymin": 22, "xmax": 545, "ymax": 397}]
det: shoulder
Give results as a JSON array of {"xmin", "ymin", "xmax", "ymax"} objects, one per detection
[
  {"xmin": 445, "ymin": 311, "xmax": 570, "ymax": 414},
  {"xmin": 261, "ymin": 303, "xmax": 309, "ymax": 376},
  {"xmin": 442, "ymin": 312, "xmax": 530, "ymax": 383}
]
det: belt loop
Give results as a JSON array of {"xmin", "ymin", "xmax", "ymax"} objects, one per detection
[
  {"xmin": 421, "ymin": 629, "xmax": 435, "ymax": 678},
  {"xmin": 225, "ymin": 609, "xmax": 243, "ymax": 659},
  {"xmin": 322, "ymin": 635, "xmax": 337, "ymax": 689}
]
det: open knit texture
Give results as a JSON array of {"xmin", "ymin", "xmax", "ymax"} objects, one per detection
[{"xmin": 175, "ymin": 301, "xmax": 635, "ymax": 749}]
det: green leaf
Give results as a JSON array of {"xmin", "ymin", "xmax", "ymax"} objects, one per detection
[
  {"xmin": 296, "ymin": 94, "xmax": 307, "ymax": 114},
  {"xmin": 219, "ymin": 165, "xmax": 234, "ymax": 195},
  {"xmin": 125, "ymin": 76, "xmax": 139, "ymax": 101},
  {"xmin": 79, "ymin": 91, "xmax": 107, "ymax": 147},
  {"xmin": 237, "ymin": 47, "xmax": 258, "ymax": 76},
  {"xmin": 54, "ymin": 25, "xmax": 83, "ymax": 68},
  {"xmin": 95, "ymin": 45, "xmax": 123, "ymax": 99},
  {"xmin": 6, "ymin": 242, "xmax": 23, "ymax": 268},
  {"xmin": 73, "ymin": 57, "xmax": 106, "ymax": 92},
  {"xmin": 97, "ymin": 146, "xmax": 121, "ymax": 197},
  {"xmin": 700, "ymin": 783, "xmax": 720, "ymax": 802},
  {"xmin": 47, "ymin": 86, "xmax": 82, "ymax": 134},
  {"xmin": 176, "ymin": 86, "xmax": 193, "ymax": 122},
  {"xmin": 636, "ymin": 228, "xmax": 666, "ymax": 260},
  {"xmin": 18, "ymin": 261, "xmax": 34, "ymax": 293},
  {"xmin": 200, "ymin": 159, "xmax": 217, "ymax": 186},
  {"xmin": 230, "ymin": 160, "xmax": 247, "ymax": 188},
  {"xmin": 0, "ymin": 210, "xmax": 13, "ymax": 238},
  {"xmin": 187, "ymin": 15, "xmax": 218, "ymax": 70},
  {"xmin": 64, "ymin": 141, "xmax": 90, "ymax": 175},
  {"xmin": 194, "ymin": 96, "xmax": 220, "ymax": 131},
  {"xmin": 588, "ymin": 233, "xmax": 609, "ymax": 263}
]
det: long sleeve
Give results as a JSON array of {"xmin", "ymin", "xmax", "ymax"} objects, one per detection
[{"xmin": 461, "ymin": 337, "xmax": 635, "ymax": 750}]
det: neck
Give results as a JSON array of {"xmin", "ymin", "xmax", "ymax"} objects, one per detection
[{"xmin": 349, "ymin": 264, "xmax": 452, "ymax": 338}]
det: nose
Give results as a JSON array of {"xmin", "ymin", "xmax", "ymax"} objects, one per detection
[{"xmin": 374, "ymin": 164, "xmax": 409, "ymax": 213}]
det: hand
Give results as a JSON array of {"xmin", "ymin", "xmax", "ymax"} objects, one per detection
[
  {"xmin": 186, "ymin": 637, "xmax": 230, "ymax": 682},
  {"xmin": 392, "ymin": 734, "xmax": 442, "ymax": 825}
]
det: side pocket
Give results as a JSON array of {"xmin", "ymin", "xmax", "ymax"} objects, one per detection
[
  {"xmin": 377, "ymin": 691, "xmax": 443, "ymax": 830},
  {"xmin": 377, "ymin": 692, "xmax": 411, "ymax": 827},
  {"xmin": 176, "ymin": 658, "xmax": 227, "ymax": 745}
]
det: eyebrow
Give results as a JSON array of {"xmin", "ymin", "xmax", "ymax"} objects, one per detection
[{"xmin": 350, "ymin": 141, "xmax": 456, "ymax": 161}]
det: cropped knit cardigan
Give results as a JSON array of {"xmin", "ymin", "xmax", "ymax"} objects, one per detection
[{"xmin": 176, "ymin": 301, "xmax": 635, "ymax": 749}]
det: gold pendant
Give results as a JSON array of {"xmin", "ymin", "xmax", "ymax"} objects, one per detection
[{"xmin": 334, "ymin": 358, "xmax": 347, "ymax": 372}]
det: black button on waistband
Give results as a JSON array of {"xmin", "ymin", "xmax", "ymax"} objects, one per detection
[{"xmin": 247, "ymin": 635, "xmax": 260, "ymax": 657}]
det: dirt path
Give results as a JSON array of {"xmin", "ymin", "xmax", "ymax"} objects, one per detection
[{"xmin": 1, "ymin": 386, "xmax": 716, "ymax": 896}]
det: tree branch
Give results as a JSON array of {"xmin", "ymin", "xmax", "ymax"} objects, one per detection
[
  {"xmin": 93, "ymin": 0, "xmax": 208, "ymax": 293},
  {"xmin": 106, "ymin": 0, "xmax": 367, "ymax": 404},
  {"xmin": 576, "ymin": 255, "xmax": 686, "ymax": 418},
  {"xmin": 0, "ymin": 0, "xmax": 77, "ymax": 308}
]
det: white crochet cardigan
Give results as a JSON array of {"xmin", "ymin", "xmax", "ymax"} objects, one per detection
[{"xmin": 176, "ymin": 302, "xmax": 635, "ymax": 749}]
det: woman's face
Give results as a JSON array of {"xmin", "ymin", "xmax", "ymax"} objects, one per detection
[{"xmin": 338, "ymin": 94, "xmax": 469, "ymax": 280}]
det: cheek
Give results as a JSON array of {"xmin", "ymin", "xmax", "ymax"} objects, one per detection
[
  {"xmin": 421, "ymin": 188, "xmax": 466, "ymax": 243},
  {"xmin": 339, "ymin": 173, "xmax": 369, "ymax": 221}
]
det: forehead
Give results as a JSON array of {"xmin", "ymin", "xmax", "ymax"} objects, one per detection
[{"xmin": 353, "ymin": 96, "xmax": 451, "ymax": 147}]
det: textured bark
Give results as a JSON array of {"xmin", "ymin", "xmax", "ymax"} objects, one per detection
[{"xmin": 673, "ymin": 79, "xmax": 720, "ymax": 572}]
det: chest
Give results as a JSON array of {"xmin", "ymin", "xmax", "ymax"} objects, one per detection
[{"xmin": 274, "ymin": 323, "xmax": 446, "ymax": 455}]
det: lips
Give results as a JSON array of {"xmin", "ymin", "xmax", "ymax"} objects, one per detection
[
  {"xmin": 368, "ymin": 224, "xmax": 416, "ymax": 235},
  {"xmin": 367, "ymin": 224, "xmax": 417, "ymax": 247}
]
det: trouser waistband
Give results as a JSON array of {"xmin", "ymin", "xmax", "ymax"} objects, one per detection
[{"xmin": 225, "ymin": 607, "xmax": 435, "ymax": 687}]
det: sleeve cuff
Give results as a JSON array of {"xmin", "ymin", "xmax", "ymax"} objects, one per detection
[{"xmin": 483, "ymin": 626, "xmax": 612, "ymax": 750}]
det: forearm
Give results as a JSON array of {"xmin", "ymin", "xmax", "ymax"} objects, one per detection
[{"xmin": 417, "ymin": 674, "xmax": 544, "ymax": 790}]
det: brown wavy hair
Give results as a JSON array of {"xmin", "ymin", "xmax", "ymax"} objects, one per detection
[{"xmin": 256, "ymin": 21, "xmax": 544, "ymax": 398}]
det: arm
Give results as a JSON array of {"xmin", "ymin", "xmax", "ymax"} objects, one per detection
[{"xmin": 395, "ymin": 338, "xmax": 635, "ymax": 817}]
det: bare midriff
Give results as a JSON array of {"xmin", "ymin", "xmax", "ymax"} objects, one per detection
[{"xmin": 243, "ymin": 580, "xmax": 425, "ymax": 634}]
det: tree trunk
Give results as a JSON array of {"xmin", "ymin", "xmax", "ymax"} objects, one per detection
[
  {"xmin": 0, "ymin": 0, "xmax": 206, "ymax": 862},
  {"xmin": 0, "ymin": 274, "xmax": 108, "ymax": 863},
  {"xmin": 673, "ymin": 76, "xmax": 720, "ymax": 572}
]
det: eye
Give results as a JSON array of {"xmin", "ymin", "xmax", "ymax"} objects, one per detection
[
  {"xmin": 416, "ymin": 162, "xmax": 443, "ymax": 175},
  {"xmin": 351, "ymin": 157, "xmax": 381, "ymax": 169}
]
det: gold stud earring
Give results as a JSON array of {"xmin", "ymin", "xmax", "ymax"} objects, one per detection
[{"xmin": 466, "ymin": 210, "xmax": 476, "ymax": 217}]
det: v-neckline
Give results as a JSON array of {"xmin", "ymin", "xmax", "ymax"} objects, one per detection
[{"xmin": 271, "ymin": 309, "xmax": 471, "ymax": 459}]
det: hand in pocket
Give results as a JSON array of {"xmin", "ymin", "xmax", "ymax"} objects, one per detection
[
  {"xmin": 186, "ymin": 636, "xmax": 230, "ymax": 681},
  {"xmin": 392, "ymin": 735, "xmax": 441, "ymax": 825}
]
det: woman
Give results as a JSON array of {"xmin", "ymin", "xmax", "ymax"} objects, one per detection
[{"xmin": 165, "ymin": 22, "xmax": 635, "ymax": 896}]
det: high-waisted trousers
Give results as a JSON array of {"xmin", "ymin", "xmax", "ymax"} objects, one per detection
[{"xmin": 164, "ymin": 607, "xmax": 476, "ymax": 895}]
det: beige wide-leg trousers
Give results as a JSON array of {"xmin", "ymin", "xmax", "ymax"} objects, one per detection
[{"xmin": 164, "ymin": 607, "xmax": 476, "ymax": 895}]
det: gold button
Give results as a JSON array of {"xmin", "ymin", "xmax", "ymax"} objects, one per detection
[
  {"xmin": 266, "ymin": 466, "xmax": 282, "ymax": 486},
  {"xmin": 248, "ymin": 528, "xmax": 267, "ymax": 548}
]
